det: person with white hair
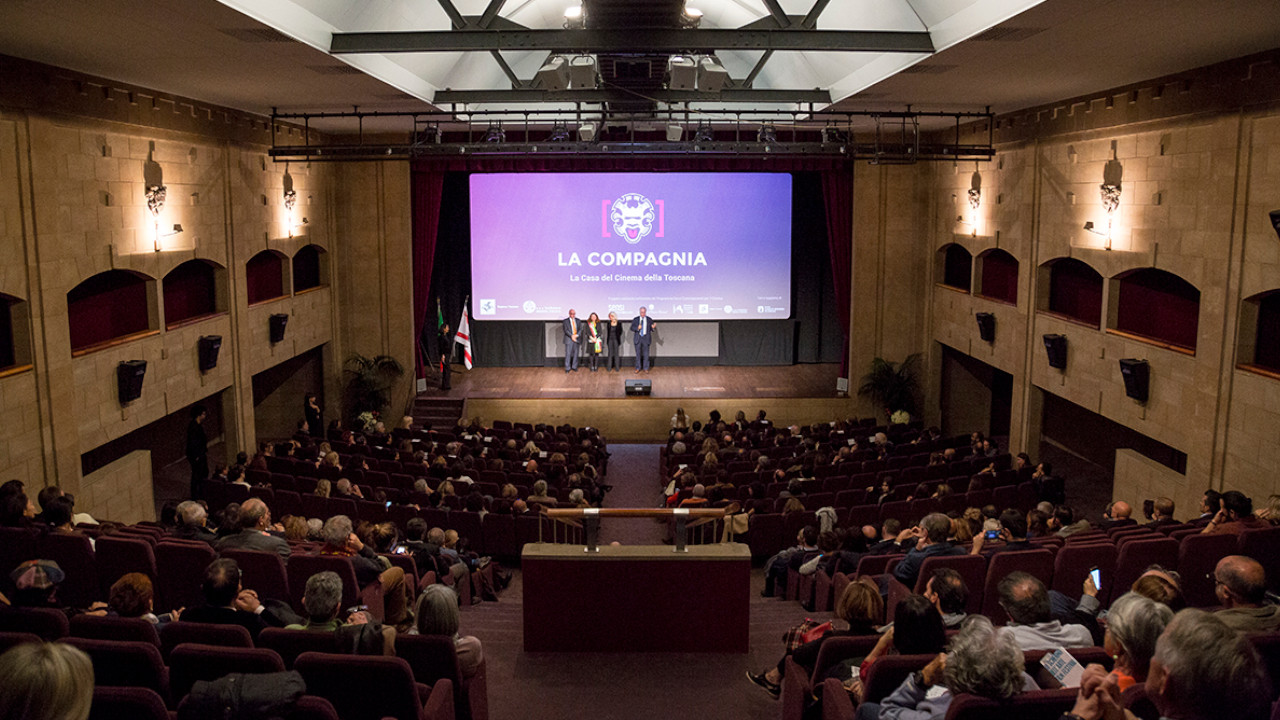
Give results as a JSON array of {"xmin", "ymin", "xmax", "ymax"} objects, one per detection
[
  {"xmin": 0, "ymin": 641, "xmax": 94, "ymax": 720},
  {"xmin": 1065, "ymin": 608, "xmax": 1270, "ymax": 720},
  {"xmin": 413, "ymin": 584, "xmax": 485, "ymax": 678},
  {"xmin": 1102, "ymin": 591, "xmax": 1173, "ymax": 691},
  {"xmin": 319, "ymin": 515, "xmax": 411, "ymax": 629},
  {"xmin": 854, "ymin": 615, "xmax": 1037, "ymax": 719},
  {"xmin": 172, "ymin": 500, "xmax": 216, "ymax": 544}
]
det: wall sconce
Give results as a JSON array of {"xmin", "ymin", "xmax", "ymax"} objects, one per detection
[
  {"xmin": 1083, "ymin": 143, "xmax": 1123, "ymax": 250},
  {"xmin": 154, "ymin": 223, "xmax": 183, "ymax": 252},
  {"xmin": 563, "ymin": 4, "xmax": 584, "ymax": 29}
]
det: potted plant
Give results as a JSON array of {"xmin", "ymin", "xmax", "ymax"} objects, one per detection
[
  {"xmin": 857, "ymin": 354, "xmax": 922, "ymax": 423},
  {"xmin": 344, "ymin": 353, "xmax": 404, "ymax": 430}
]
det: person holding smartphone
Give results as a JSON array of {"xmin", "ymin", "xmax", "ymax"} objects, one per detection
[{"xmin": 969, "ymin": 509, "xmax": 1034, "ymax": 556}]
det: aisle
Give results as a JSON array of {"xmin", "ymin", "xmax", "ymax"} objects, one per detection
[{"xmin": 596, "ymin": 443, "xmax": 666, "ymax": 546}]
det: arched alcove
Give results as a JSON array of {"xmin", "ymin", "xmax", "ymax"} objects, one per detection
[
  {"xmin": 0, "ymin": 292, "xmax": 32, "ymax": 370},
  {"xmin": 937, "ymin": 244, "xmax": 973, "ymax": 292},
  {"xmin": 246, "ymin": 250, "xmax": 290, "ymax": 305},
  {"xmin": 1038, "ymin": 257, "xmax": 1104, "ymax": 327},
  {"xmin": 976, "ymin": 248, "xmax": 1019, "ymax": 305},
  {"xmin": 1239, "ymin": 290, "xmax": 1280, "ymax": 374},
  {"xmin": 1110, "ymin": 267, "xmax": 1200, "ymax": 351},
  {"xmin": 292, "ymin": 244, "xmax": 328, "ymax": 293},
  {"xmin": 163, "ymin": 259, "xmax": 227, "ymax": 327},
  {"xmin": 67, "ymin": 270, "xmax": 156, "ymax": 351}
]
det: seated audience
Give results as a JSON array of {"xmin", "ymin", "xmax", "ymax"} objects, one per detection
[
  {"xmin": 1144, "ymin": 496, "xmax": 1180, "ymax": 529},
  {"xmin": 284, "ymin": 570, "xmax": 394, "ymax": 654},
  {"xmin": 747, "ymin": 576, "xmax": 884, "ymax": 697},
  {"xmin": 1099, "ymin": 500, "xmax": 1136, "ymax": 531},
  {"xmin": 891, "ymin": 513, "xmax": 965, "ymax": 588},
  {"xmin": 1102, "ymin": 591, "xmax": 1173, "ymax": 692},
  {"xmin": 180, "ymin": 558, "xmax": 289, "ymax": 639},
  {"xmin": 850, "ymin": 594, "xmax": 950, "ymax": 701},
  {"xmin": 998, "ymin": 571, "xmax": 1092, "ymax": 651},
  {"xmin": 318, "ymin": 515, "xmax": 411, "ymax": 629},
  {"xmin": 526, "ymin": 480, "xmax": 558, "ymax": 507},
  {"xmin": 109, "ymin": 572, "xmax": 179, "ymax": 626},
  {"xmin": 172, "ymin": 500, "xmax": 217, "ymax": 544},
  {"xmin": 214, "ymin": 498, "xmax": 291, "ymax": 560},
  {"xmin": 969, "ymin": 508, "xmax": 1033, "ymax": 555},
  {"xmin": 413, "ymin": 584, "xmax": 485, "ymax": 679},
  {"xmin": 0, "ymin": 641, "xmax": 94, "ymax": 720},
  {"xmin": 762, "ymin": 525, "xmax": 819, "ymax": 597},
  {"xmin": 1065, "ymin": 609, "xmax": 1269, "ymax": 720},
  {"xmin": 854, "ymin": 615, "xmax": 1037, "ymax": 720},
  {"xmin": 1211, "ymin": 555, "xmax": 1280, "ymax": 633},
  {"xmin": 1202, "ymin": 490, "xmax": 1267, "ymax": 536},
  {"xmin": 1050, "ymin": 504, "xmax": 1091, "ymax": 537},
  {"xmin": 1193, "ymin": 488, "xmax": 1221, "ymax": 526}
]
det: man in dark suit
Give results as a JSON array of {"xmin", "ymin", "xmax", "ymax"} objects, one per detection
[
  {"xmin": 215, "ymin": 498, "xmax": 291, "ymax": 561},
  {"xmin": 1099, "ymin": 500, "xmax": 1137, "ymax": 531},
  {"xmin": 1144, "ymin": 497, "xmax": 1180, "ymax": 529},
  {"xmin": 630, "ymin": 306, "xmax": 656, "ymax": 372},
  {"xmin": 180, "ymin": 558, "xmax": 290, "ymax": 639},
  {"xmin": 437, "ymin": 322, "xmax": 452, "ymax": 390},
  {"xmin": 562, "ymin": 309, "xmax": 580, "ymax": 373},
  {"xmin": 186, "ymin": 405, "xmax": 209, "ymax": 500}
]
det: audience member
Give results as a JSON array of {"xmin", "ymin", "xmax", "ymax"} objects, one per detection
[
  {"xmin": 1211, "ymin": 555, "xmax": 1280, "ymax": 632},
  {"xmin": 969, "ymin": 508, "xmax": 1033, "ymax": 555},
  {"xmin": 0, "ymin": 641, "xmax": 94, "ymax": 720},
  {"xmin": 890, "ymin": 513, "xmax": 964, "ymax": 588},
  {"xmin": 853, "ymin": 594, "xmax": 949, "ymax": 697},
  {"xmin": 214, "ymin": 498, "xmax": 290, "ymax": 560},
  {"xmin": 853, "ymin": 615, "xmax": 1036, "ymax": 720},
  {"xmin": 172, "ymin": 500, "xmax": 217, "ymax": 544},
  {"xmin": 179, "ymin": 559, "xmax": 289, "ymax": 639},
  {"xmin": 319, "ymin": 515, "xmax": 412, "ymax": 629},
  {"xmin": 997, "ymin": 571, "xmax": 1092, "ymax": 651},
  {"xmin": 1192, "ymin": 488, "xmax": 1221, "ymax": 526},
  {"xmin": 413, "ymin": 584, "xmax": 484, "ymax": 679},
  {"xmin": 1102, "ymin": 591, "xmax": 1173, "ymax": 692},
  {"xmin": 1144, "ymin": 496, "xmax": 1179, "ymax": 529},
  {"xmin": 1050, "ymin": 505, "xmax": 1091, "ymax": 537},
  {"xmin": 1202, "ymin": 490, "xmax": 1267, "ymax": 536},
  {"xmin": 762, "ymin": 525, "xmax": 819, "ymax": 597},
  {"xmin": 747, "ymin": 577, "xmax": 884, "ymax": 698},
  {"xmin": 1099, "ymin": 500, "xmax": 1136, "ymax": 531},
  {"xmin": 109, "ymin": 572, "xmax": 178, "ymax": 626}
]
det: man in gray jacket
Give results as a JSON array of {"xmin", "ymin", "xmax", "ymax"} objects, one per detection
[
  {"xmin": 215, "ymin": 498, "xmax": 291, "ymax": 561},
  {"xmin": 997, "ymin": 571, "xmax": 1092, "ymax": 651}
]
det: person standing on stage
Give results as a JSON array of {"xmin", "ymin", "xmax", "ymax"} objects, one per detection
[
  {"xmin": 606, "ymin": 311, "xmax": 623, "ymax": 372},
  {"xmin": 563, "ymin": 309, "xmax": 581, "ymax": 373},
  {"xmin": 186, "ymin": 405, "xmax": 209, "ymax": 500},
  {"xmin": 585, "ymin": 312, "xmax": 603, "ymax": 372},
  {"xmin": 630, "ymin": 306, "xmax": 656, "ymax": 373},
  {"xmin": 438, "ymin": 322, "xmax": 453, "ymax": 390}
]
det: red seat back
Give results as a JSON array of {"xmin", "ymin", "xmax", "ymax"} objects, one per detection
[
  {"xmin": 155, "ymin": 541, "xmax": 216, "ymax": 612},
  {"xmin": 69, "ymin": 614, "xmax": 160, "ymax": 647},
  {"xmin": 168, "ymin": 643, "xmax": 285, "ymax": 700},
  {"xmin": 159, "ymin": 621, "xmax": 252, "ymax": 661}
]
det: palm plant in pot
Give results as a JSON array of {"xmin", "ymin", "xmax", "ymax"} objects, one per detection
[
  {"xmin": 857, "ymin": 353, "xmax": 922, "ymax": 424},
  {"xmin": 344, "ymin": 354, "xmax": 404, "ymax": 431}
]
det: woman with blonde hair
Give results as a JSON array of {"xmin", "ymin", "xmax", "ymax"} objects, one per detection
[
  {"xmin": 671, "ymin": 407, "xmax": 689, "ymax": 430},
  {"xmin": 0, "ymin": 641, "xmax": 95, "ymax": 720},
  {"xmin": 314, "ymin": 479, "xmax": 331, "ymax": 498}
]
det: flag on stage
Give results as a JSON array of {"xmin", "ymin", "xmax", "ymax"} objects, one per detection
[
  {"xmin": 437, "ymin": 298, "xmax": 446, "ymax": 373},
  {"xmin": 456, "ymin": 302, "xmax": 473, "ymax": 370}
]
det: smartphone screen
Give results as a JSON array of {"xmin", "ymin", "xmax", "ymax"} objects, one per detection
[
  {"xmin": 1089, "ymin": 567, "xmax": 1102, "ymax": 590},
  {"xmin": 984, "ymin": 530, "xmax": 1000, "ymax": 540},
  {"xmin": 385, "ymin": 501, "xmax": 392, "ymax": 509},
  {"xmin": 392, "ymin": 544, "xmax": 408, "ymax": 555}
]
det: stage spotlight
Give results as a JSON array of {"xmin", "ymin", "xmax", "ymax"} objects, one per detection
[
  {"xmin": 697, "ymin": 56, "xmax": 728, "ymax": 92},
  {"xmin": 665, "ymin": 124, "xmax": 684, "ymax": 142},
  {"xmin": 693, "ymin": 123, "xmax": 714, "ymax": 143},
  {"xmin": 756, "ymin": 124, "xmax": 777, "ymax": 143},
  {"xmin": 563, "ymin": 4, "xmax": 584, "ymax": 29},
  {"xmin": 548, "ymin": 124, "xmax": 571, "ymax": 142},
  {"xmin": 578, "ymin": 122, "xmax": 598, "ymax": 142},
  {"xmin": 823, "ymin": 126, "xmax": 849, "ymax": 145},
  {"xmin": 569, "ymin": 55, "xmax": 598, "ymax": 89},
  {"xmin": 536, "ymin": 56, "xmax": 569, "ymax": 91},
  {"xmin": 681, "ymin": 6, "xmax": 703, "ymax": 28},
  {"xmin": 668, "ymin": 56, "xmax": 697, "ymax": 90},
  {"xmin": 482, "ymin": 124, "xmax": 505, "ymax": 143}
]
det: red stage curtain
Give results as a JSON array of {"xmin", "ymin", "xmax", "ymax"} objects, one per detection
[
  {"xmin": 411, "ymin": 169, "xmax": 445, "ymax": 378},
  {"xmin": 821, "ymin": 168, "xmax": 853, "ymax": 377}
]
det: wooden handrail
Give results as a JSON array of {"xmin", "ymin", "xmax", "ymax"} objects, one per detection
[{"xmin": 543, "ymin": 507, "xmax": 731, "ymax": 552}]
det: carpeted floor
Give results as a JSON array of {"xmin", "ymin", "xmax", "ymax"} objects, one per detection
[{"xmin": 461, "ymin": 443, "xmax": 819, "ymax": 720}]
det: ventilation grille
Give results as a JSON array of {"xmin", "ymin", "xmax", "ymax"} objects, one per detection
[
  {"xmin": 971, "ymin": 26, "xmax": 1047, "ymax": 42},
  {"xmin": 900, "ymin": 64, "xmax": 957, "ymax": 75},
  {"xmin": 307, "ymin": 65, "xmax": 366, "ymax": 76},
  {"xmin": 218, "ymin": 27, "xmax": 294, "ymax": 43}
]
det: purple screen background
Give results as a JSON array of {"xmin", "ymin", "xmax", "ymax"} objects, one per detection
[{"xmin": 469, "ymin": 172, "xmax": 791, "ymax": 320}]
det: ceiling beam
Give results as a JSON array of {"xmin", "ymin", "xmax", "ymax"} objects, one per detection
[
  {"xmin": 435, "ymin": 0, "xmax": 468, "ymax": 29},
  {"xmin": 432, "ymin": 87, "xmax": 832, "ymax": 104},
  {"xmin": 330, "ymin": 28, "xmax": 935, "ymax": 54}
]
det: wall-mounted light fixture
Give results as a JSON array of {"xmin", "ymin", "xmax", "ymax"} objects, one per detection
[
  {"xmin": 1083, "ymin": 142, "xmax": 1123, "ymax": 250},
  {"xmin": 563, "ymin": 4, "xmax": 584, "ymax": 29}
]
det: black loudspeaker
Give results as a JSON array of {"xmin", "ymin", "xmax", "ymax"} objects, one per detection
[
  {"xmin": 1043, "ymin": 334, "xmax": 1067, "ymax": 369},
  {"xmin": 1119, "ymin": 358, "xmax": 1150, "ymax": 403},
  {"xmin": 1270, "ymin": 210, "xmax": 1280, "ymax": 241},
  {"xmin": 624, "ymin": 379, "xmax": 652, "ymax": 396},
  {"xmin": 198, "ymin": 335, "xmax": 222, "ymax": 373},
  {"xmin": 117, "ymin": 360, "xmax": 147, "ymax": 404},
  {"xmin": 975, "ymin": 312, "xmax": 996, "ymax": 343},
  {"xmin": 269, "ymin": 314, "xmax": 289, "ymax": 344}
]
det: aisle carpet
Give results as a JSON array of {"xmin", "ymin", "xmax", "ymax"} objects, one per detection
[{"xmin": 461, "ymin": 443, "xmax": 816, "ymax": 720}]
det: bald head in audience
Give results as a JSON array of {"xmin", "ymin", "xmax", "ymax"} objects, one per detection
[{"xmin": 1110, "ymin": 501, "xmax": 1132, "ymax": 519}]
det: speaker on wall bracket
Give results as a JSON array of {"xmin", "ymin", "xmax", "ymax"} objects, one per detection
[
  {"xmin": 117, "ymin": 360, "xmax": 147, "ymax": 404},
  {"xmin": 1119, "ymin": 358, "xmax": 1150, "ymax": 403},
  {"xmin": 198, "ymin": 335, "xmax": 222, "ymax": 373},
  {"xmin": 975, "ymin": 312, "xmax": 996, "ymax": 343},
  {"xmin": 624, "ymin": 379, "xmax": 652, "ymax": 396},
  {"xmin": 1043, "ymin": 334, "xmax": 1068, "ymax": 369},
  {"xmin": 269, "ymin": 314, "xmax": 289, "ymax": 344}
]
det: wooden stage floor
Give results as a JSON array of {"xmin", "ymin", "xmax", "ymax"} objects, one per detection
[
  {"xmin": 424, "ymin": 363, "xmax": 843, "ymax": 400},
  {"xmin": 421, "ymin": 364, "xmax": 857, "ymax": 442}
]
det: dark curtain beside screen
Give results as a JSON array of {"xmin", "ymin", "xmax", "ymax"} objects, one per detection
[
  {"xmin": 821, "ymin": 167, "xmax": 853, "ymax": 377},
  {"xmin": 412, "ymin": 155, "xmax": 850, "ymax": 368},
  {"xmin": 411, "ymin": 170, "xmax": 444, "ymax": 377}
]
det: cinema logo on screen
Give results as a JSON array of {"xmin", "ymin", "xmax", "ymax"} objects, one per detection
[{"xmin": 605, "ymin": 193, "xmax": 663, "ymax": 244}]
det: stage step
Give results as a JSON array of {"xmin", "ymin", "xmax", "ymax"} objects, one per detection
[{"xmin": 413, "ymin": 396, "xmax": 465, "ymax": 429}]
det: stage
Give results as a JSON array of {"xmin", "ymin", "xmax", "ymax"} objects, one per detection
[{"xmin": 419, "ymin": 363, "xmax": 858, "ymax": 443}]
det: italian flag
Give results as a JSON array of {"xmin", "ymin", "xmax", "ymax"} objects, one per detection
[{"xmin": 456, "ymin": 302, "xmax": 473, "ymax": 370}]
